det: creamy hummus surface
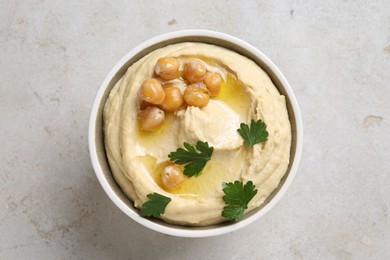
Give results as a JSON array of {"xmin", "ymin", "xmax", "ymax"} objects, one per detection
[{"xmin": 103, "ymin": 42, "xmax": 291, "ymax": 226}]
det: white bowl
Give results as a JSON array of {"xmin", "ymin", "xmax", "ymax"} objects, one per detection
[{"xmin": 89, "ymin": 30, "xmax": 303, "ymax": 238}]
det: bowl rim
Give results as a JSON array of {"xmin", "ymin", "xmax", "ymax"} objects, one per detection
[{"xmin": 89, "ymin": 29, "xmax": 303, "ymax": 238}]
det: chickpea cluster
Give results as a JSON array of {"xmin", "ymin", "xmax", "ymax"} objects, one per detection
[
  {"xmin": 137, "ymin": 56, "xmax": 222, "ymax": 190},
  {"xmin": 138, "ymin": 57, "xmax": 222, "ymax": 132}
]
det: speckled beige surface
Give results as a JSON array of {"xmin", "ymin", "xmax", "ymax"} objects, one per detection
[{"xmin": 1, "ymin": 1, "xmax": 389, "ymax": 259}]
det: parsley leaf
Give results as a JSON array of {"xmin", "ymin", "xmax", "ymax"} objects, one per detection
[
  {"xmin": 222, "ymin": 205, "xmax": 245, "ymax": 221},
  {"xmin": 140, "ymin": 193, "xmax": 171, "ymax": 218},
  {"xmin": 168, "ymin": 141, "xmax": 214, "ymax": 177},
  {"xmin": 221, "ymin": 181, "xmax": 258, "ymax": 221},
  {"xmin": 237, "ymin": 119, "xmax": 269, "ymax": 148}
]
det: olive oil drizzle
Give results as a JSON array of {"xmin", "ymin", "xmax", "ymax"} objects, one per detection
[{"xmin": 136, "ymin": 61, "xmax": 250, "ymax": 196}]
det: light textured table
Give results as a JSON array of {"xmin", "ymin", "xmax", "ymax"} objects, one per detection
[{"xmin": 1, "ymin": 1, "xmax": 389, "ymax": 259}]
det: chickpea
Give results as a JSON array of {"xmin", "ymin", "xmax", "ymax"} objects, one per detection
[
  {"xmin": 204, "ymin": 72, "xmax": 222, "ymax": 97},
  {"xmin": 138, "ymin": 106, "xmax": 165, "ymax": 131},
  {"xmin": 161, "ymin": 165, "xmax": 185, "ymax": 190},
  {"xmin": 161, "ymin": 86, "xmax": 184, "ymax": 112},
  {"xmin": 154, "ymin": 57, "xmax": 180, "ymax": 80},
  {"xmin": 139, "ymin": 78, "xmax": 165, "ymax": 105},
  {"xmin": 184, "ymin": 60, "xmax": 207, "ymax": 83},
  {"xmin": 183, "ymin": 85, "xmax": 209, "ymax": 107}
]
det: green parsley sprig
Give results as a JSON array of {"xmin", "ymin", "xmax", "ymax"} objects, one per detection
[
  {"xmin": 221, "ymin": 181, "xmax": 258, "ymax": 221},
  {"xmin": 237, "ymin": 119, "xmax": 269, "ymax": 148},
  {"xmin": 140, "ymin": 193, "xmax": 171, "ymax": 217},
  {"xmin": 168, "ymin": 141, "xmax": 213, "ymax": 177}
]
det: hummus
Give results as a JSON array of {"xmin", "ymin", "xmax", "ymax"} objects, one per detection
[{"xmin": 104, "ymin": 42, "xmax": 291, "ymax": 226}]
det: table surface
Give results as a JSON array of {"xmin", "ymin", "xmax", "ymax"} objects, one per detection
[{"xmin": 1, "ymin": 1, "xmax": 389, "ymax": 259}]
